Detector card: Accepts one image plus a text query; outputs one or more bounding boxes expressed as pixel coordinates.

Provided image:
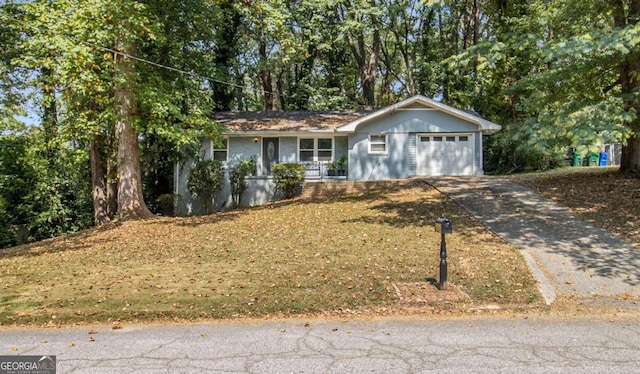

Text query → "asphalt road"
[2,316,639,373]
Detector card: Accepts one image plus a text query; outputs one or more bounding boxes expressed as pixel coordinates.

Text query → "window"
[317,138,332,161]
[212,138,228,161]
[446,136,456,142]
[299,138,333,162]
[433,136,443,142]
[299,139,314,162]
[369,134,387,153]
[459,136,469,142]
[420,136,430,142]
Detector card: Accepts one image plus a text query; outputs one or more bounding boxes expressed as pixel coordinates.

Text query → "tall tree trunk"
[276,69,287,110]
[41,66,58,169]
[106,125,118,219]
[615,0,640,173]
[258,38,274,111]
[438,9,449,101]
[212,0,242,111]
[362,26,380,109]
[114,40,154,220]
[345,27,380,110]
[90,132,109,226]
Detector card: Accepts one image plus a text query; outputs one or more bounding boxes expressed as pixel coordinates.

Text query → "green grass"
[0,180,541,326]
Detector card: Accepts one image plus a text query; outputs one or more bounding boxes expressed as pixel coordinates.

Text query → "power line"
[0,6,272,96]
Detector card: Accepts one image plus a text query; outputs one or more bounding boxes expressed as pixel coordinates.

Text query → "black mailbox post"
[435,217,452,290]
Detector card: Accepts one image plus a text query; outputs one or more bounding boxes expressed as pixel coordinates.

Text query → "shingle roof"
[212,111,372,133]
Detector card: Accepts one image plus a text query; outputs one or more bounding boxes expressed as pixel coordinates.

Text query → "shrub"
[156,194,180,216]
[187,160,224,214]
[272,163,306,199]
[230,158,257,207]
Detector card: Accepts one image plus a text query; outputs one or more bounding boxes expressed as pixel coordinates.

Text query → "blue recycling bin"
[599,152,608,166]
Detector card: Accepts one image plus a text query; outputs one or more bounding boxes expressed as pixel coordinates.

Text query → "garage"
[416,133,474,176]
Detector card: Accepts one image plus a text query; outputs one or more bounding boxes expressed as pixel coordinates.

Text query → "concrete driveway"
[425,176,640,306]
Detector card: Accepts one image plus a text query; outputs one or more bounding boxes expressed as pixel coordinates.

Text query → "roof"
[336,95,502,134]
[212,111,372,134]
[212,95,501,135]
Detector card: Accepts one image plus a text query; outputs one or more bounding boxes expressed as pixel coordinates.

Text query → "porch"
[257,160,348,182]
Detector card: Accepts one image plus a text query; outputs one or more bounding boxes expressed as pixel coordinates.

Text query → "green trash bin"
[588,152,599,166]
[572,153,583,167]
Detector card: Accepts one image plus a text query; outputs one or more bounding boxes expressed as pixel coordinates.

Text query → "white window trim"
[417,133,474,143]
[211,138,228,162]
[298,137,334,162]
[368,133,388,154]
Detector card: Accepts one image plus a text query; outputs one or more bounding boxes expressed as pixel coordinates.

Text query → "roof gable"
[336,95,501,133]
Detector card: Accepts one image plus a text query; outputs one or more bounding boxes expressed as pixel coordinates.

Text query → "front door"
[262,137,279,175]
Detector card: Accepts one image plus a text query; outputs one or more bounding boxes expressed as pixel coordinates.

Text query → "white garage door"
[416,134,474,176]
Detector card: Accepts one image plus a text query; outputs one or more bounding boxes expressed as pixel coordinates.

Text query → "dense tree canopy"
[1,0,639,247]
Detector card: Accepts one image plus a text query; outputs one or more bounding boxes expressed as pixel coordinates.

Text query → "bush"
[230,158,256,207]
[187,160,224,214]
[156,194,180,216]
[272,163,306,199]
[483,130,565,174]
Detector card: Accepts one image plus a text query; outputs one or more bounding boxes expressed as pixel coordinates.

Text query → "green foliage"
[187,159,224,215]
[0,132,93,249]
[483,130,566,174]
[156,194,180,216]
[229,158,257,208]
[272,163,306,199]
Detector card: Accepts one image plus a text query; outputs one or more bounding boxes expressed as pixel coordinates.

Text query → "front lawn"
[511,167,640,248]
[0,180,541,326]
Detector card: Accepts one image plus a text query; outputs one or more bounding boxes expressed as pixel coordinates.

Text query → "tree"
[113,28,154,219]
[3,0,225,227]
[613,0,640,172]
[336,0,382,109]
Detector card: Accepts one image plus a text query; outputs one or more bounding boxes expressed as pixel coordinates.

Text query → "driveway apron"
[425,176,640,305]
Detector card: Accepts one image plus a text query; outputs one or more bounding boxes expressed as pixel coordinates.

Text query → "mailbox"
[434,216,452,290]
[435,217,452,234]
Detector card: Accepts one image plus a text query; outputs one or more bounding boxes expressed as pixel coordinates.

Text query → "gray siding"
[335,136,348,161]
[408,132,417,177]
[175,137,282,215]
[357,109,478,134]
[348,132,411,181]
[228,137,261,165]
[175,165,281,215]
[347,109,482,181]
[280,137,297,163]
